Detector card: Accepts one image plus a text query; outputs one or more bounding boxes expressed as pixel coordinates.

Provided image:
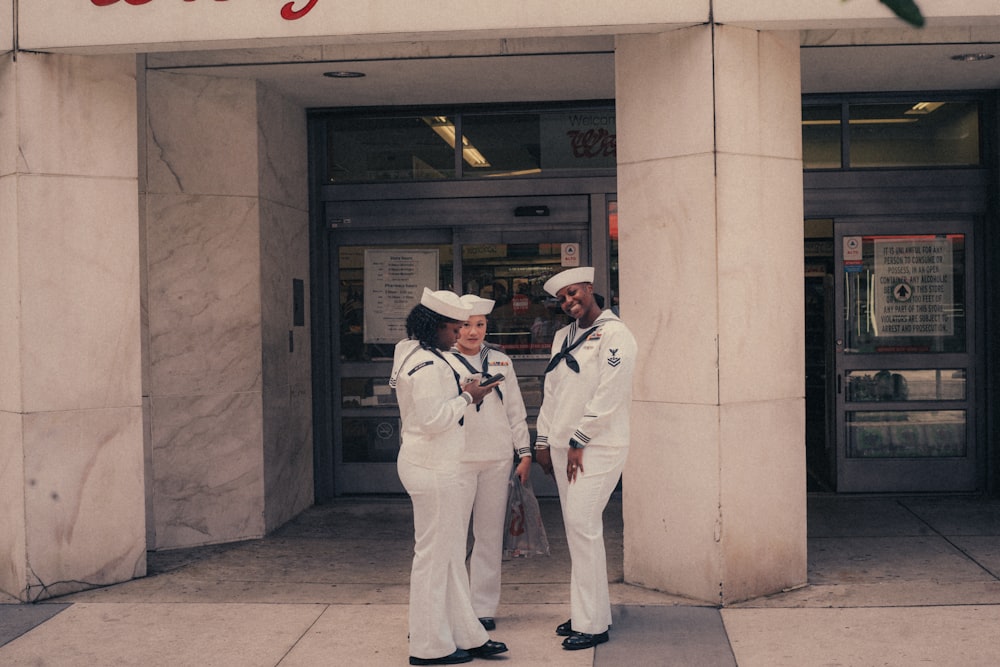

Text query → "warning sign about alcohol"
[874,238,954,337]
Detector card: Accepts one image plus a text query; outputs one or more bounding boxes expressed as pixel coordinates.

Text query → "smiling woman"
[533,266,637,650]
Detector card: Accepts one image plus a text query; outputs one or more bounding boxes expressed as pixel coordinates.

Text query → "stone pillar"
[143,69,311,549]
[616,25,806,604]
[257,84,313,532]
[0,53,145,601]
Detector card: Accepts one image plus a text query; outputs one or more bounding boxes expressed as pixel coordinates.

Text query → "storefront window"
[845,369,966,402]
[849,101,980,167]
[803,99,981,170]
[462,109,616,178]
[460,242,571,356]
[325,115,457,182]
[847,410,966,458]
[322,105,615,182]
[802,104,843,169]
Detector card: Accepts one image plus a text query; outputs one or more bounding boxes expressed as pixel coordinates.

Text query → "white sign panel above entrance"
[873,238,954,337]
[541,112,616,171]
[18,1,708,53]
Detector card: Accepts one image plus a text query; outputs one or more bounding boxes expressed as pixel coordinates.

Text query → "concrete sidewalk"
[3,494,1000,666]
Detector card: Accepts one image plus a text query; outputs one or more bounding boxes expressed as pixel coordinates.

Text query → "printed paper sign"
[843,236,863,263]
[873,238,954,337]
[561,243,580,267]
[364,249,439,344]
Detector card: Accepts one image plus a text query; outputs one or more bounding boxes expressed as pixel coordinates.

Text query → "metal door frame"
[833,217,983,492]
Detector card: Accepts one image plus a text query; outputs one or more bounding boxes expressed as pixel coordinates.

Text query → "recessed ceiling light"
[950,53,995,62]
[323,71,365,78]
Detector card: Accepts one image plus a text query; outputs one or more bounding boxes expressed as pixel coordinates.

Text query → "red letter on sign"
[281,0,319,20]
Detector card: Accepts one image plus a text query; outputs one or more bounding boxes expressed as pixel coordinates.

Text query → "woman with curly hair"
[390,288,508,666]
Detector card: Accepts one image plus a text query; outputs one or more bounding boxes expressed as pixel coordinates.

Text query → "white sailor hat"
[420,287,473,321]
[543,266,595,297]
[459,294,496,316]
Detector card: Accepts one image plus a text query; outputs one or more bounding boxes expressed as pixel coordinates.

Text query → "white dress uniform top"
[450,342,531,618]
[535,309,637,636]
[390,291,489,660]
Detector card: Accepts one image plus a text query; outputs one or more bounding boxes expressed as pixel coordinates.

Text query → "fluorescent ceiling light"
[906,102,945,115]
[485,168,542,177]
[422,116,491,168]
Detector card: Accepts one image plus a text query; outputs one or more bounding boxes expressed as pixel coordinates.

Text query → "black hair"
[405,304,457,348]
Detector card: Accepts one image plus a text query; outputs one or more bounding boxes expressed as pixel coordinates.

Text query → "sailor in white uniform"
[390,288,508,666]
[448,294,532,631]
[533,267,637,651]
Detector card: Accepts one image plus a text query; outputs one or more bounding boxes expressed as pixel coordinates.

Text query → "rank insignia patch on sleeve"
[408,360,434,376]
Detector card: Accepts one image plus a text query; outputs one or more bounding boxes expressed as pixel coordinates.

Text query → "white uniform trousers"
[458,458,513,618]
[550,444,628,635]
[398,460,490,659]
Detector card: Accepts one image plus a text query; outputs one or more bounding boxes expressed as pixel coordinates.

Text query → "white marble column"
[143,70,311,549]
[616,25,807,604]
[0,53,146,601]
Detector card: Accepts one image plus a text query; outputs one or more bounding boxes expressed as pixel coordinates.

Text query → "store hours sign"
[873,238,954,337]
[363,249,439,345]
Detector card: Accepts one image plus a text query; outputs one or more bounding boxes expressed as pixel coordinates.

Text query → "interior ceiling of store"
[154,40,1000,108]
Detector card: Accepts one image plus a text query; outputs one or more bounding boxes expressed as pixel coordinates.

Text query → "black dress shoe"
[478,617,496,630]
[466,639,508,658]
[557,619,612,637]
[562,631,609,650]
[409,649,473,665]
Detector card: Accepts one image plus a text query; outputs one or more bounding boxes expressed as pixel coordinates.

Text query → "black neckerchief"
[544,322,599,374]
[451,346,503,410]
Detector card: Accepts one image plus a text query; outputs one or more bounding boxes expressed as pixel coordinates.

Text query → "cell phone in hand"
[480,373,505,386]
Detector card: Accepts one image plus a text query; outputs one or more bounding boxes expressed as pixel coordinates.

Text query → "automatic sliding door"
[330,225,591,495]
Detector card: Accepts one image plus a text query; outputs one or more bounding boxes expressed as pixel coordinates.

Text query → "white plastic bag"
[502,468,550,559]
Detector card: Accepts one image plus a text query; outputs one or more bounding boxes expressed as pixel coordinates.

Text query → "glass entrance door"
[834,220,980,492]
[331,221,589,494]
